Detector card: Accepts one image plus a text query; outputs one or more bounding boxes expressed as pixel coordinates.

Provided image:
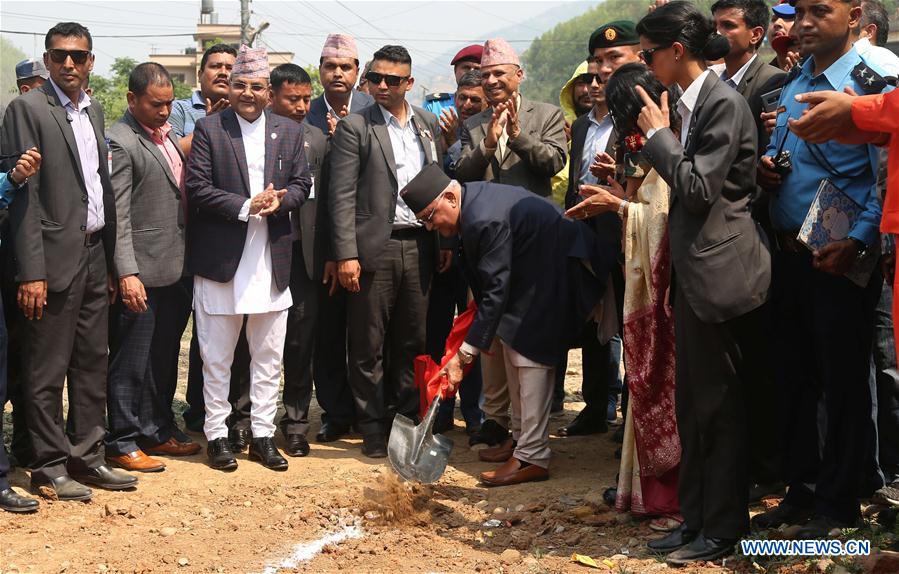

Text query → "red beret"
[451,44,483,66]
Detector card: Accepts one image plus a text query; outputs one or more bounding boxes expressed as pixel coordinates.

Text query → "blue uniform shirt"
[0,172,19,209]
[765,46,891,247]
[168,90,206,137]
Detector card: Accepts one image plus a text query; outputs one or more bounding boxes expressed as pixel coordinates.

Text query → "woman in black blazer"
[632,1,772,566]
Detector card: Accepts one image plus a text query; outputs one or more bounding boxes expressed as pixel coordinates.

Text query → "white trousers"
[502,340,555,469]
[194,307,288,441]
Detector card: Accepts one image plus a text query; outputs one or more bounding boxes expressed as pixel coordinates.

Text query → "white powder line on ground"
[253,525,363,574]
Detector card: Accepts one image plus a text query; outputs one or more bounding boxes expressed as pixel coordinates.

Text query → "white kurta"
[193,112,293,315]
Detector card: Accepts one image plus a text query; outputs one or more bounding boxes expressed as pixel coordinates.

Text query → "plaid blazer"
[185,108,311,291]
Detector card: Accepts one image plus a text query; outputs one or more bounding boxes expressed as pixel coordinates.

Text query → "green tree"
[304,64,324,98]
[1,36,29,119]
[90,57,196,128]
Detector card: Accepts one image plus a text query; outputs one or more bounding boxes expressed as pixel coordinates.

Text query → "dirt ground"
[2,342,895,574]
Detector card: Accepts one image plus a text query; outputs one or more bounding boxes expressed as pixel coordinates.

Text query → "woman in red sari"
[567,63,681,528]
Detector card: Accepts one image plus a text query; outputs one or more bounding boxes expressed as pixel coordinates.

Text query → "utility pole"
[240,0,250,45]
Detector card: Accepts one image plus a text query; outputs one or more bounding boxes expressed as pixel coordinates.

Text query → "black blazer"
[459,182,613,365]
[734,55,787,154]
[185,108,310,291]
[643,72,770,324]
[0,81,116,291]
[328,103,443,270]
[295,122,330,280]
[306,89,374,137]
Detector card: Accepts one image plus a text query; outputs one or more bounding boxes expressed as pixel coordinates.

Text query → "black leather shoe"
[0,488,39,512]
[315,421,350,443]
[207,437,238,471]
[647,523,698,552]
[556,409,608,437]
[249,437,289,470]
[71,465,138,491]
[468,419,509,447]
[284,434,310,457]
[228,428,251,452]
[361,434,388,458]
[432,419,454,435]
[749,481,786,503]
[795,515,855,539]
[751,502,813,529]
[665,534,736,566]
[30,475,92,501]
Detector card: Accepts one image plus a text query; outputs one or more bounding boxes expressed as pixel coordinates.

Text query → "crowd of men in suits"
[1,0,899,567]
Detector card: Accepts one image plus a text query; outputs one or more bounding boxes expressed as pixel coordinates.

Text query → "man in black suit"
[557,22,642,439]
[0,22,137,500]
[329,45,445,458]
[266,63,332,456]
[305,34,375,443]
[401,164,612,486]
[711,0,787,502]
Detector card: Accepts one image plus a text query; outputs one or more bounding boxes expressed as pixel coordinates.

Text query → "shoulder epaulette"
[852,61,888,94]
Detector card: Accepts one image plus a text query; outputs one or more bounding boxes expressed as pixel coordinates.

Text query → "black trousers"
[1,265,32,466]
[313,284,354,429]
[24,241,109,481]
[149,277,193,442]
[279,241,319,436]
[347,233,433,437]
[106,283,191,455]
[0,290,10,489]
[772,250,880,523]
[873,280,899,485]
[674,282,764,540]
[745,303,780,486]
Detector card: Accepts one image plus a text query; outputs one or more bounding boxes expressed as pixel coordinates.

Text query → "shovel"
[388,389,454,483]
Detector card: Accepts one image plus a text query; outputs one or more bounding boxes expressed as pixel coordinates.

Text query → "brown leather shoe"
[478,438,516,462]
[145,437,202,457]
[107,450,166,473]
[479,457,548,487]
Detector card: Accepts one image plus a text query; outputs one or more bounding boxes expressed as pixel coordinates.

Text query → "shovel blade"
[388,412,454,484]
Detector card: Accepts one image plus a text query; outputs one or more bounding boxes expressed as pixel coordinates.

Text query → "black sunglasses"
[365,71,409,87]
[576,73,602,85]
[638,45,672,66]
[47,49,92,65]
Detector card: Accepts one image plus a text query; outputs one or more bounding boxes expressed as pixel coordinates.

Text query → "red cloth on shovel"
[414,301,478,419]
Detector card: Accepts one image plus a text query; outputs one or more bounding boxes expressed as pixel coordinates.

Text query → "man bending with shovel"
[399,164,614,486]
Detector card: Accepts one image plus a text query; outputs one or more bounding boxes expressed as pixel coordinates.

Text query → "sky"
[1,0,597,93]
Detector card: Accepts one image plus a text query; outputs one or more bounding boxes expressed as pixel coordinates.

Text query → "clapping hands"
[250,183,287,217]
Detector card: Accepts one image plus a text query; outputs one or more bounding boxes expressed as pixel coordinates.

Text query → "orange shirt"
[851,91,898,232]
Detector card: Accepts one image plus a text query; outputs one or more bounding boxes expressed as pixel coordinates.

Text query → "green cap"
[588,20,639,54]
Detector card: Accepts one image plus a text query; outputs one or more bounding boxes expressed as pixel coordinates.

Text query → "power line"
[2,29,195,38]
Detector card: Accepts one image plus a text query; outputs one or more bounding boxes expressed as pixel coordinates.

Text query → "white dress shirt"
[676,70,711,145]
[194,112,293,315]
[325,92,354,118]
[711,54,757,89]
[579,111,614,185]
[380,103,425,229]
[49,78,105,233]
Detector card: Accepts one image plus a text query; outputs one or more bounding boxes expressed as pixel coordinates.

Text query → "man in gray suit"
[329,45,445,458]
[0,22,136,500]
[305,34,374,444]
[454,38,567,450]
[105,63,201,474]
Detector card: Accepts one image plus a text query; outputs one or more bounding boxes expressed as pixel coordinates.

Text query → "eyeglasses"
[47,49,92,65]
[576,73,602,85]
[365,72,409,87]
[417,194,444,225]
[638,45,672,66]
[231,81,269,94]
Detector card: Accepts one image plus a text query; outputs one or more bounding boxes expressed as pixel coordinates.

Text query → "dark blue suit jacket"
[306,89,374,137]
[459,182,613,365]
[185,108,311,291]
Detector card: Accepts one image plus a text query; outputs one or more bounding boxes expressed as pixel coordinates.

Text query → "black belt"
[773,231,807,254]
[390,226,427,239]
[84,231,102,246]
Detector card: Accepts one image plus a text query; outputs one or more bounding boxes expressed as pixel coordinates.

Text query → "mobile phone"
[761,87,784,113]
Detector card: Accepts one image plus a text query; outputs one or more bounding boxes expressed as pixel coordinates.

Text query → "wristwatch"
[457,348,476,366]
[617,199,629,218]
[6,168,26,188]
